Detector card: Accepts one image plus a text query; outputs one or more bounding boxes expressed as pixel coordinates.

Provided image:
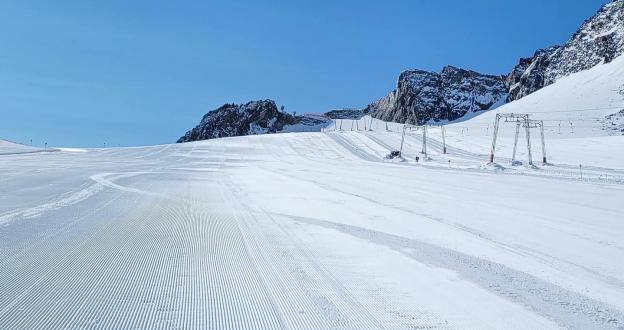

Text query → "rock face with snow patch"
[506,46,560,101]
[324,109,364,119]
[601,109,624,135]
[370,1,624,123]
[546,0,624,82]
[507,0,624,101]
[366,66,507,125]
[177,100,325,142]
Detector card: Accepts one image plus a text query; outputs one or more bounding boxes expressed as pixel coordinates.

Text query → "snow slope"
[444,53,624,169]
[0,140,57,155]
[1,52,623,329]
[326,54,624,169]
[458,52,624,138]
[0,127,623,328]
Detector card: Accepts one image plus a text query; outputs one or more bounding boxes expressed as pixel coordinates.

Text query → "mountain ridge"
[178,0,624,142]
[367,0,624,124]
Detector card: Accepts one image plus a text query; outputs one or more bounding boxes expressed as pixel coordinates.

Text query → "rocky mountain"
[179,1,624,141]
[366,66,508,125]
[369,0,624,123]
[506,46,560,101]
[177,100,327,143]
[507,0,623,101]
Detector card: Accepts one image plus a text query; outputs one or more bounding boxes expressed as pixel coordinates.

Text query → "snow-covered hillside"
[507,0,624,101]
[1,91,623,329]
[444,52,624,168]
[1,3,623,328]
[0,140,57,155]
[367,0,624,124]
[326,52,624,173]
[544,0,624,86]
[467,54,624,135]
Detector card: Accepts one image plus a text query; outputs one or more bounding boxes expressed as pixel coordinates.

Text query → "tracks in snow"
[326,131,624,185]
[218,179,385,329]
[285,215,624,330]
[1,134,623,328]
[0,167,393,329]
[0,176,287,328]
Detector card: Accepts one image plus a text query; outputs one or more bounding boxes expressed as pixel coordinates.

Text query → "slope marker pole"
[441,126,447,154]
[422,125,428,158]
[540,121,547,164]
[399,125,407,157]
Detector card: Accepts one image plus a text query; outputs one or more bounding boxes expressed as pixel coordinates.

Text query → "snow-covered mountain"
[177,100,327,142]
[366,66,508,125]
[507,0,624,101]
[449,52,624,169]
[178,1,623,142]
[370,0,624,123]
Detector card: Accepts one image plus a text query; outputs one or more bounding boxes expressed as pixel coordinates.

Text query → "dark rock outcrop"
[601,109,624,135]
[177,100,326,143]
[505,46,560,101]
[507,0,623,101]
[324,109,365,120]
[366,66,507,125]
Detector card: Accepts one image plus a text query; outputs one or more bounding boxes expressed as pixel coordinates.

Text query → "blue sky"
[0,0,608,147]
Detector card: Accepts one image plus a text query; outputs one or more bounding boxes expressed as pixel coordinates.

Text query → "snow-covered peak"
[545,0,624,83]
[373,0,624,125]
[508,0,624,102]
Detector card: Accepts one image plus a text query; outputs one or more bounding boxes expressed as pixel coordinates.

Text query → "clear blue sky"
[0,0,608,147]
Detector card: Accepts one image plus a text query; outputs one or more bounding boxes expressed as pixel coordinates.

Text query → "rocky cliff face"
[505,46,560,101]
[507,0,624,101]
[177,100,326,143]
[546,0,623,83]
[366,66,507,125]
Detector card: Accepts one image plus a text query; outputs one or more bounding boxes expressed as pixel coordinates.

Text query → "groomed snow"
[1,53,623,329]
[0,123,623,329]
